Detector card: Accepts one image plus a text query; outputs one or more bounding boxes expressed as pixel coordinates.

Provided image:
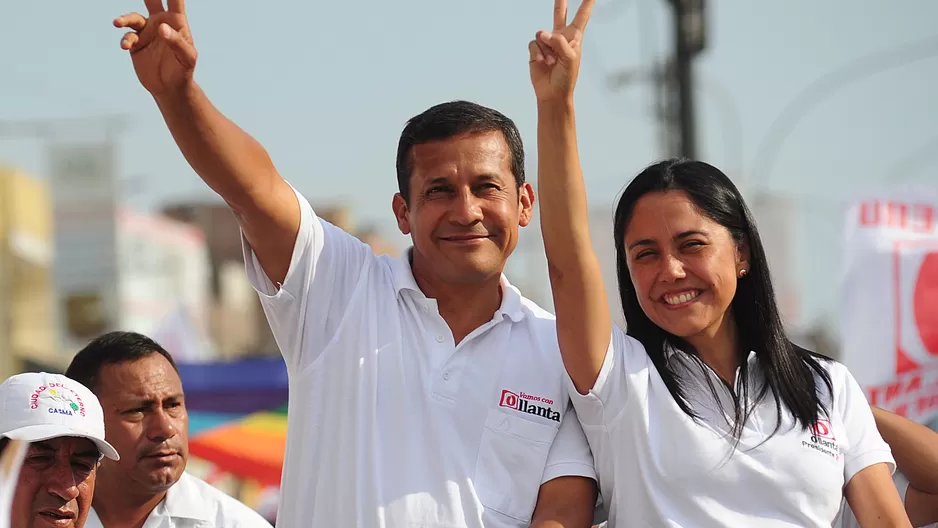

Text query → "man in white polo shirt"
[109,1,598,526]
[0,372,121,528]
[65,331,272,528]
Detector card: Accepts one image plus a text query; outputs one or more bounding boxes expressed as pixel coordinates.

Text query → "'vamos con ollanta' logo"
[498,389,560,422]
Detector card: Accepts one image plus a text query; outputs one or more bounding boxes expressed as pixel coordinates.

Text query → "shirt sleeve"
[241,185,377,372]
[566,326,642,428]
[540,402,597,484]
[836,363,896,485]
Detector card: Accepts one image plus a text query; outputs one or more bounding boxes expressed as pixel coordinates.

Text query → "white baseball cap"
[0,372,119,461]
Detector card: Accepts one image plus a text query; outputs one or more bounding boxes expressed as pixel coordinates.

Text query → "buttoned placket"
[420,298,507,402]
[682,351,767,439]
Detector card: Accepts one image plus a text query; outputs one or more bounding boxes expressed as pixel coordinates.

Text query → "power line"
[749,35,938,189]
[887,136,938,184]
[0,116,128,142]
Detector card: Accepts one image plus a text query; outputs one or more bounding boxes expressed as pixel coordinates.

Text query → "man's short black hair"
[65,331,178,393]
[396,100,526,203]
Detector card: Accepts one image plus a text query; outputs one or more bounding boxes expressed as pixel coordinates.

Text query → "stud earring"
[738,269,748,278]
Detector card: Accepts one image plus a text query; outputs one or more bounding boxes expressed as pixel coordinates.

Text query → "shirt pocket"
[474,409,558,523]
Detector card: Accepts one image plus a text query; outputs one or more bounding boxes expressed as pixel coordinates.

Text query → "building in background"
[50,143,214,361]
[118,209,213,362]
[0,166,56,379]
[51,143,121,355]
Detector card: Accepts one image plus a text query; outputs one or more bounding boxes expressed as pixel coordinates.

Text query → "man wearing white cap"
[0,372,120,528]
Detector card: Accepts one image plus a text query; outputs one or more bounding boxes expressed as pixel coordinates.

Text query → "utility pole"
[669,0,706,160]
[605,1,706,160]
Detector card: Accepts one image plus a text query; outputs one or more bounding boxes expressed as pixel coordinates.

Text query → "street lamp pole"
[669,0,706,160]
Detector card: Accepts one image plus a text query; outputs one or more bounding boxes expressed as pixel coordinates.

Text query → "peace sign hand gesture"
[114,0,197,97]
[529,0,594,103]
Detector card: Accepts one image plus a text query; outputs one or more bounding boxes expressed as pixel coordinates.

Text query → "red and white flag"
[841,189,938,424]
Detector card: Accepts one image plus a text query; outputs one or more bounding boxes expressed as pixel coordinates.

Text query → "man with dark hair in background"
[108,0,599,526]
[66,331,271,528]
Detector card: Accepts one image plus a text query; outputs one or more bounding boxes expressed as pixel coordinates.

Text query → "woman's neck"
[686,312,742,387]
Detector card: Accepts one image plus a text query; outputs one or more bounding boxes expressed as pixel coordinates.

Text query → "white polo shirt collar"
[390,249,525,323]
[157,472,211,523]
[663,344,757,363]
[85,473,272,528]
[664,346,759,389]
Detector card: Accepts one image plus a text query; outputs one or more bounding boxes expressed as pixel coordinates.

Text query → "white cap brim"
[2,424,120,461]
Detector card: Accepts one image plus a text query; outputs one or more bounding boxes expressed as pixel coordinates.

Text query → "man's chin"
[417,246,507,284]
[142,467,184,492]
[448,262,504,284]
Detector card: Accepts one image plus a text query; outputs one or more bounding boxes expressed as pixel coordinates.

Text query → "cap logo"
[29,383,86,417]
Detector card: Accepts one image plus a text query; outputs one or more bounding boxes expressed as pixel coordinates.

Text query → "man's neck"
[92,475,167,528]
[411,256,504,344]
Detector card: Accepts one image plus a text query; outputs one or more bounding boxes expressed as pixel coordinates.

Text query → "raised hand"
[114,0,197,96]
[529,0,594,103]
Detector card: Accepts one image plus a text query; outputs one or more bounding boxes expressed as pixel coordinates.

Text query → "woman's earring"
[738,269,748,278]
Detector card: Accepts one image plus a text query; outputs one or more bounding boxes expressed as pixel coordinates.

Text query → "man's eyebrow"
[425,177,450,187]
[474,174,500,183]
[74,449,101,459]
[29,441,55,452]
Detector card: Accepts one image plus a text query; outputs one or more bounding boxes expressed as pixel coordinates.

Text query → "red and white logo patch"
[498,389,560,422]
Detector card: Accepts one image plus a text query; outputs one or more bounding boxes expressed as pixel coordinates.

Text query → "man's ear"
[518,183,535,227]
[392,193,411,235]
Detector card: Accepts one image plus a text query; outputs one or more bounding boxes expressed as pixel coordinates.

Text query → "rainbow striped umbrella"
[188,404,287,487]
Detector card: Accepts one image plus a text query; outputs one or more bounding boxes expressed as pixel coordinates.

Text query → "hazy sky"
[1,0,936,336]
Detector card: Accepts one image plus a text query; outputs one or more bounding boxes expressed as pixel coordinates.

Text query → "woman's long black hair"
[613,159,833,441]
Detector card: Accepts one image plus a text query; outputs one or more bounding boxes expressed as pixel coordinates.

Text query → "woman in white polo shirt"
[528,2,910,525]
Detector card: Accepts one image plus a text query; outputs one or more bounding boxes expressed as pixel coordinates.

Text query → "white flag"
[0,440,28,528]
[150,304,214,363]
[841,189,938,425]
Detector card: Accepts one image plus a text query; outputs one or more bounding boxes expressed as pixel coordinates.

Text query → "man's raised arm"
[115,0,298,285]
